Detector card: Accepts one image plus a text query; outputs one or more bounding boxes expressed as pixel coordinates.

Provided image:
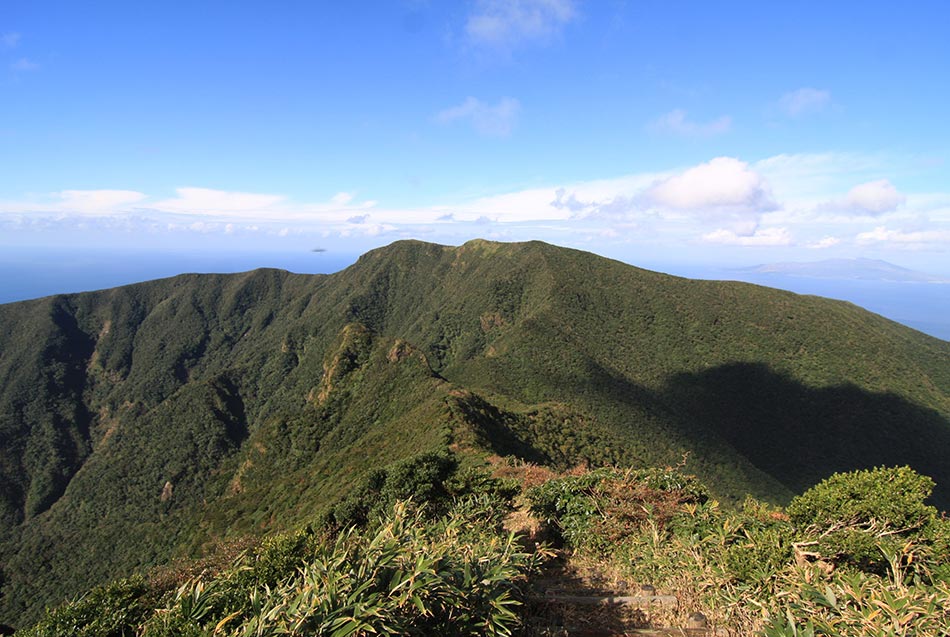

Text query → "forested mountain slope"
[0,238,947,625]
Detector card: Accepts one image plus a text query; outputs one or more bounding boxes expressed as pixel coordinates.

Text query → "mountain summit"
[0,239,948,624]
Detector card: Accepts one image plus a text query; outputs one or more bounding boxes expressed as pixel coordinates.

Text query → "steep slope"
[0,239,947,625]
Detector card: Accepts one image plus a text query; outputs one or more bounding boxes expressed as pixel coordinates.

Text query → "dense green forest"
[0,239,947,627]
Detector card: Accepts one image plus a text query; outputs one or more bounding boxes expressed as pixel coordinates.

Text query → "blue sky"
[2,0,949,273]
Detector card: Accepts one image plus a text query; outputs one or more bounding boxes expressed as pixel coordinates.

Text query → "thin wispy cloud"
[778,88,831,117]
[808,236,841,249]
[856,226,950,249]
[649,109,731,137]
[151,187,287,215]
[465,0,576,50]
[436,97,521,137]
[59,190,148,213]
[0,190,147,215]
[1,32,20,48]
[702,227,793,247]
[10,57,39,72]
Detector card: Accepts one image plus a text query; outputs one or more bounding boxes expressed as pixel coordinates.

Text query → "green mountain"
[0,239,948,626]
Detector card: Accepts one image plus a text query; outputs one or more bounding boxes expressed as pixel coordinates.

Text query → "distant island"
[738,257,950,283]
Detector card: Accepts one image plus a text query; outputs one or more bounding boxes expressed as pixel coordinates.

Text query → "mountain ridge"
[0,238,948,624]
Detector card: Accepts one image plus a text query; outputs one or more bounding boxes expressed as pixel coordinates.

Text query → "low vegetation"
[526,464,950,636]
[18,460,950,636]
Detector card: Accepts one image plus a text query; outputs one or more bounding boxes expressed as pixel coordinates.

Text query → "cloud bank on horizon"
[3,151,946,260]
[1,0,948,270]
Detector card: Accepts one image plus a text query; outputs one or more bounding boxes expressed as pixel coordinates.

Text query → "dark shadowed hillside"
[0,239,947,625]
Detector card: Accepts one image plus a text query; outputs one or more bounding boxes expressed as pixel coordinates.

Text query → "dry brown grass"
[487,455,589,490]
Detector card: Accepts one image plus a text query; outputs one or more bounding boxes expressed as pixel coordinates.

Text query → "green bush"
[787,466,937,531]
[323,452,458,529]
[527,466,707,551]
[786,466,941,575]
[18,577,151,637]
[324,453,521,533]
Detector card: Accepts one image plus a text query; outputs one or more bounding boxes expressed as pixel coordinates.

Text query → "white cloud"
[808,236,841,249]
[3,152,946,259]
[856,226,950,248]
[466,0,576,49]
[643,157,777,215]
[841,179,906,215]
[702,227,793,246]
[436,97,520,137]
[639,158,778,235]
[1,32,20,48]
[778,88,831,117]
[649,109,732,137]
[10,57,39,72]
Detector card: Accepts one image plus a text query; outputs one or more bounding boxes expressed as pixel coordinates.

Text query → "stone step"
[539,593,678,608]
[565,628,724,637]
[544,630,725,636]
[529,629,723,637]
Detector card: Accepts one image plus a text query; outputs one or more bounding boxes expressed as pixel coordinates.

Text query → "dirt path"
[522,553,722,636]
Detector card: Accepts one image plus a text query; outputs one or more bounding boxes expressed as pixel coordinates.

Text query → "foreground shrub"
[786,466,943,576]
[528,464,950,635]
[763,553,950,637]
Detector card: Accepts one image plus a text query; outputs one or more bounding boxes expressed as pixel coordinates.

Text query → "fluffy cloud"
[436,97,520,137]
[701,227,793,246]
[778,88,831,117]
[841,179,906,215]
[643,157,776,216]
[466,0,576,49]
[649,109,732,137]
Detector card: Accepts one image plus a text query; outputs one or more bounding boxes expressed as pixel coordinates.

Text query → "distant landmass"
[738,258,950,283]
[0,239,948,625]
